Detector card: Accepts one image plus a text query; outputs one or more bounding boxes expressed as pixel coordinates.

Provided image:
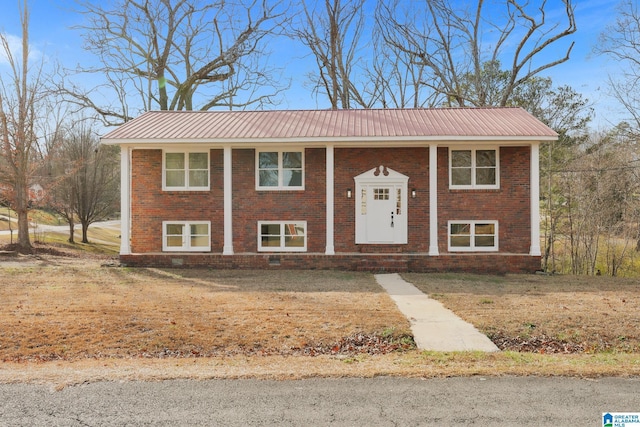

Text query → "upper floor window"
[449,148,499,189]
[257,150,304,190]
[164,151,209,191]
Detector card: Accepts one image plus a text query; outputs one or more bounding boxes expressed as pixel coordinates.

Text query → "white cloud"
[0,32,43,66]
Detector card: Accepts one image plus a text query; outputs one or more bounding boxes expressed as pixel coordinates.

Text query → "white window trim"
[449,147,500,190]
[163,150,210,191]
[258,221,307,252]
[255,149,305,190]
[448,220,499,252]
[162,221,211,252]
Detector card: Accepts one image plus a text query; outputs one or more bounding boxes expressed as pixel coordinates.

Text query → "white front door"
[366,185,399,243]
[355,166,408,245]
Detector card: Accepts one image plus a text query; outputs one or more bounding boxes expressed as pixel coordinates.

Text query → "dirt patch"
[0,242,115,267]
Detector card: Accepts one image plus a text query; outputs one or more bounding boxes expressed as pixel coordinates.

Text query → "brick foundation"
[120,253,541,274]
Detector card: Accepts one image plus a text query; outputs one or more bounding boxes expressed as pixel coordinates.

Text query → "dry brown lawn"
[404,273,640,353]
[1,251,639,386]
[0,256,412,362]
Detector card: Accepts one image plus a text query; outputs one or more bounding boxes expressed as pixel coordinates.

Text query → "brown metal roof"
[101,108,557,143]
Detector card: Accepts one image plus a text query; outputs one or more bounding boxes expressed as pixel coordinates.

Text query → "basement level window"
[448,220,498,252]
[163,221,211,252]
[258,221,307,252]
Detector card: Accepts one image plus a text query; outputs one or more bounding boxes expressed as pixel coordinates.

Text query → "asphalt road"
[0,377,637,426]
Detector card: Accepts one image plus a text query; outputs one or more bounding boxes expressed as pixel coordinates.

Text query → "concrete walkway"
[375,273,499,352]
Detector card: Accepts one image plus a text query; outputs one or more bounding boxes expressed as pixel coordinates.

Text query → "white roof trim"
[102,135,556,147]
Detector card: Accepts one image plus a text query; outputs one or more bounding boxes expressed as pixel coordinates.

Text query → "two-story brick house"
[101,108,556,273]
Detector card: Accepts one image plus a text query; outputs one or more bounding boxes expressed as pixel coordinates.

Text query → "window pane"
[475,236,495,247]
[166,224,184,235]
[166,236,183,247]
[283,170,302,187]
[259,152,278,169]
[476,168,496,185]
[165,153,185,169]
[259,170,278,187]
[166,170,185,187]
[189,170,208,187]
[284,223,304,236]
[285,236,305,247]
[374,188,389,200]
[451,150,471,167]
[450,236,471,247]
[451,168,471,185]
[191,235,209,247]
[261,223,281,235]
[166,223,184,248]
[476,150,496,167]
[261,236,281,247]
[189,153,208,169]
[450,223,471,235]
[191,223,209,235]
[284,224,305,247]
[283,152,302,168]
[475,223,495,235]
[361,188,367,215]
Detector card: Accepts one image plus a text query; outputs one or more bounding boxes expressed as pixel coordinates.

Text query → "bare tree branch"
[379,0,577,107]
[64,0,289,124]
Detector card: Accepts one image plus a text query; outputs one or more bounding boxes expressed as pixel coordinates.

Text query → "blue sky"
[0,0,624,128]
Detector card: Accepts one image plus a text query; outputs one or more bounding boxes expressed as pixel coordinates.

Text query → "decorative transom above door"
[354,165,408,244]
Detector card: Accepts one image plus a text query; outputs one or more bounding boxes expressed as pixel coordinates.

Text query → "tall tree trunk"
[68,219,75,244]
[15,174,31,251]
[81,222,89,244]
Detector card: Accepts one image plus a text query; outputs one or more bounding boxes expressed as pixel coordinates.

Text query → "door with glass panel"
[354,166,408,245]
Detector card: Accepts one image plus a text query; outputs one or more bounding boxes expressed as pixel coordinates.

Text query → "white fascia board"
[101,135,557,148]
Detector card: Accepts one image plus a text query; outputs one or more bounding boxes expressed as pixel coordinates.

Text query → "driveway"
[0,377,636,426]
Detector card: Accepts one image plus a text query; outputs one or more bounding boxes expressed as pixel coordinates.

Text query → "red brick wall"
[127,145,535,272]
[130,149,224,253]
[121,253,542,273]
[437,146,531,254]
[334,147,430,253]
[232,148,326,252]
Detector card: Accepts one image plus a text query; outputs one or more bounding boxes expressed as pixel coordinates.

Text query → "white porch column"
[429,144,439,256]
[223,145,234,255]
[530,142,541,256]
[119,146,131,255]
[325,144,335,255]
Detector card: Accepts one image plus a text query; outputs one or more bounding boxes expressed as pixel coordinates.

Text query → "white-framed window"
[163,151,210,191]
[256,150,304,190]
[258,221,307,252]
[449,147,499,189]
[448,220,498,252]
[162,221,211,252]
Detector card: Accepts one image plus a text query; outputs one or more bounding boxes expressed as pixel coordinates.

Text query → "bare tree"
[49,122,119,244]
[294,0,369,109]
[378,0,577,107]
[366,4,433,109]
[596,0,640,133]
[0,2,44,252]
[61,0,288,125]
